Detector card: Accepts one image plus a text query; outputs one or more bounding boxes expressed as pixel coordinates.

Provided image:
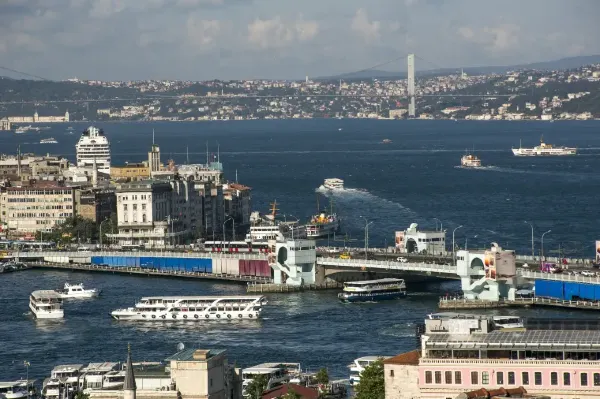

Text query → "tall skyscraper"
[408,54,416,117]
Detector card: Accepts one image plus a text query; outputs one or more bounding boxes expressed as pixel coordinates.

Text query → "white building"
[76,126,111,174]
[395,223,446,255]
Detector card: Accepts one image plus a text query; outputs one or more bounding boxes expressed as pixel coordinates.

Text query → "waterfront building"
[0,181,74,235]
[7,110,69,123]
[74,188,117,224]
[223,183,252,232]
[76,126,111,174]
[395,223,446,255]
[384,314,600,399]
[111,162,151,182]
[0,117,10,131]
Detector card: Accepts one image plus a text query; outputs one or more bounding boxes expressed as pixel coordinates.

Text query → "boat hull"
[60,290,100,299]
[512,148,577,156]
[111,310,261,321]
[338,291,407,303]
[29,303,64,319]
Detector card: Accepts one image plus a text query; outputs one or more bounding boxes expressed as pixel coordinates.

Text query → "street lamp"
[223,216,233,250]
[452,225,463,265]
[541,229,551,262]
[360,216,373,261]
[24,360,30,399]
[287,214,299,240]
[524,221,534,258]
[99,217,109,249]
[434,218,442,232]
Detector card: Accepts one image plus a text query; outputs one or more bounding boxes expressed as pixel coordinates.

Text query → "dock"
[27,262,270,284]
[440,296,600,311]
[247,281,343,293]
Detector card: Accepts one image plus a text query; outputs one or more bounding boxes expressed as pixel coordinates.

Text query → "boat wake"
[462,165,596,181]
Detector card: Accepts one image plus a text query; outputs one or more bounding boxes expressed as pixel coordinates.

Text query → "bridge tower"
[407,54,416,118]
[269,239,316,286]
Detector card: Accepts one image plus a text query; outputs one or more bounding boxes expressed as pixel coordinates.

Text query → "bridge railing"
[519,270,600,284]
[317,257,458,274]
[14,251,268,260]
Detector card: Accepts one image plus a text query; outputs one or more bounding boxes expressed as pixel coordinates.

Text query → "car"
[581,270,595,277]
[522,263,529,268]
[339,253,351,259]
[397,257,408,263]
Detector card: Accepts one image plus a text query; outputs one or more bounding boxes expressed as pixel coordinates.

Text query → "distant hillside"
[321,55,600,81]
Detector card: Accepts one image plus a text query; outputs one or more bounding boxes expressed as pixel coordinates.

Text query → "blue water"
[2,119,600,381]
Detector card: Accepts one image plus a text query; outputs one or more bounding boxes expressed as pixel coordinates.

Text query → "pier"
[246,281,343,293]
[439,297,600,311]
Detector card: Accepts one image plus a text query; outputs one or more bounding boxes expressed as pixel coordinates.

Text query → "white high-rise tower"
[407,54,416,117]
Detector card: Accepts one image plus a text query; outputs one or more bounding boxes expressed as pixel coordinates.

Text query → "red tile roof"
[383,350,420,366]
[262,384,319,399]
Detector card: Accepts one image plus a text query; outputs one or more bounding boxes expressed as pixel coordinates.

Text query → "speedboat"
[58,283,100,299]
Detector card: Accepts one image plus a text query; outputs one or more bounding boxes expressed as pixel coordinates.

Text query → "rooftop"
[262,384,319,399]
[31,290,62,299]
[165,348,226,362]
[81,362,120,373]
[383,350,421,366]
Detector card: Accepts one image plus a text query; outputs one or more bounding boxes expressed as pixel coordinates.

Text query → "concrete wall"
[384,364,420,399]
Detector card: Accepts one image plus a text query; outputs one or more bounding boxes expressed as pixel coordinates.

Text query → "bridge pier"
[269,239,317,286]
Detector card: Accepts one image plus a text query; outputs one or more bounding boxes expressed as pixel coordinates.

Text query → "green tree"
[246,374,269,399]
[354,359,384,399]
[281,386,301,399]
[315,368,329,385]
[74,391,90,399]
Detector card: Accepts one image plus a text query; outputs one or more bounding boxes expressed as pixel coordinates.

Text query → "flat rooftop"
[31,290,62,299]
[165,348,226,362]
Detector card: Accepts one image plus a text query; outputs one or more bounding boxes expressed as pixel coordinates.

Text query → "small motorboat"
[58,283,100,299]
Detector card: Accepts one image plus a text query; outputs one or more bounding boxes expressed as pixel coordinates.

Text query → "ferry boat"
[76,126,111,173]
[305,197,340,239]
[29,290,64,319]
[14,125,34,134]
[512,136,576,156]
[382,139,392,144]
[242,363,302,397]
[348,356,391,386]
[427,312,524,329]
[40,137,58,144]
[460,153,482,168]
[247,201,306,242]
[43,365,83,399]
[321,178,344,191]
[58,283,100,299]
[111,295,267,321]
[338,278,407,303]
[0,380,31,399]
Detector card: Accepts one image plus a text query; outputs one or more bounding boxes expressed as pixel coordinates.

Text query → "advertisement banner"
[484,252,497,280]
[395,231,405,251]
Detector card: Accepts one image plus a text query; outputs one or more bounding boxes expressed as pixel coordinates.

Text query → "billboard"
[395,231,405,251]
[484,252,497,280]
[596,241,600,263]
[485,249,516,279]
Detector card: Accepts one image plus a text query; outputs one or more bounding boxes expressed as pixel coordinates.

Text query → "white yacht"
[76,126,111,173]
[321,178,344,191]
[348,356,391,386]
[29,290,64,319]
[111,295,267,321]
[43,365,83,399]
[0,380,31,399]
[242,363,302,397]
[40,137,58,144]
[58,283,100,299]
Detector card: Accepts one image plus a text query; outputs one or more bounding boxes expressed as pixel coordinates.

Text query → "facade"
[148,144,161,174]
[0,117,10,131]
[384,315,600,399]
[111,163,151,182]
[74,188,117,224]
[223,183,252,232]
[395,223,446,255]
[7,111,69,123]
[0,181,74,235]
[76,126,111,174]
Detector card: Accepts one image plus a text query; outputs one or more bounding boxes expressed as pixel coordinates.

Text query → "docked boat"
[43,365,83,399]
[338,278,407,303]
[77,363,121,391]
[348,356,391,386]
[0,380,32,399]
[246,201,306,242]
[320,178,344,191]
[512,136,576,156]
[40,137,58,144]
[111,295,267,321]
[460,153,482,168]
[242,363,302,397]
[29,290,64,319]
[427,313,524,329]
[58,283,100,299]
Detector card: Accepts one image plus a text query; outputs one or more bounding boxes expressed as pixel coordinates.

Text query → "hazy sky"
[1,0,599,81]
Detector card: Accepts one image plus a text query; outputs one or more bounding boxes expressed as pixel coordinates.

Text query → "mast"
[316,193,320,213]
[186,146,189,164]
[269,200,279,219]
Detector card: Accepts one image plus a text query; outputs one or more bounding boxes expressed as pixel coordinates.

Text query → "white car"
[397,257,408,263]
[581,270,595,277]
[522,263,529,268]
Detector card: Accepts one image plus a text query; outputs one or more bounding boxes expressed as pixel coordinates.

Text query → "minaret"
[123,344,136,399]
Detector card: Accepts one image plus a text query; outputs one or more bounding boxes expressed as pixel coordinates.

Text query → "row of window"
[417,238,444,242]
[13,213,71,218]
[7,197,71,202]
[124,204,147,211]
[6,205,72,210]
[424,370,600,387]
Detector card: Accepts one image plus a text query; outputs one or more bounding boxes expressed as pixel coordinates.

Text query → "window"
[142,203,146,210]
[445,371,452,384]
[482,371,489,384]
[471,371,478,385]
[389,370,394,377]
[534,372,542,386]
[435,371,441,384]
[142,214,147,223]
[425,371,432,384]
[124,204,128,211]
[133,204,137,211]
[508,372,515,385]
[594,373,600,386]
[522,372,529,385]
[497,372,504,385]
[564,372,571,386]
[551,372,558,386]
[210,378,213,387]
[581,373,588,386]
[455,371,462,384]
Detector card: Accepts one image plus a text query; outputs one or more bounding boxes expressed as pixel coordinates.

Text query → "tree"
[354,359,384,399]
[315,368,329,385]
[74,391,90,399]
[246,374,269,399]
[281,386,302,399]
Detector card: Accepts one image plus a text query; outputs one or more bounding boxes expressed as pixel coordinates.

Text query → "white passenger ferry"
[512,136,576,156]
[242,363,302,397]
[111,295,267,321]
[0,380,31,399]
[321,178,344,191]
[349,356,391,386]
[58,283,100,299]
[338,278,407,303]
[460,153,482,168]
[29,290,64,319]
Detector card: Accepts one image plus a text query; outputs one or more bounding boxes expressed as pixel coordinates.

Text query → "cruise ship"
[111,295,267,321]
[512,137,576,156]
[76,126,111,173]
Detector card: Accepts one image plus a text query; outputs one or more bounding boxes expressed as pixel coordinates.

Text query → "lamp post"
[24,360,30,399]
[434,218,442,232]
[524,221,534,258]
[360,216,373,261]
[452,225,463,265]
[541,229,551,262]
[288,214,299,240]
[99,218,109,249]
[223,216,233,250]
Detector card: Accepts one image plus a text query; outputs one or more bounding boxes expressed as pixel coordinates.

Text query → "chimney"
[192,350,209,360]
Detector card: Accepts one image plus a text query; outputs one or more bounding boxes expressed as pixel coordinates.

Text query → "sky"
[1,0,599,81]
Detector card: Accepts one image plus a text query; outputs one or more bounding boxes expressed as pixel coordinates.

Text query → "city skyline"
[1,0,599,81]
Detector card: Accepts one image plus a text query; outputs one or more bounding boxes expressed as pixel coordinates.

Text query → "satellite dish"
[176,342,185,351]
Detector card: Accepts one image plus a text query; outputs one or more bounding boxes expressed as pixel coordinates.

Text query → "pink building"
[384,314,600,399]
